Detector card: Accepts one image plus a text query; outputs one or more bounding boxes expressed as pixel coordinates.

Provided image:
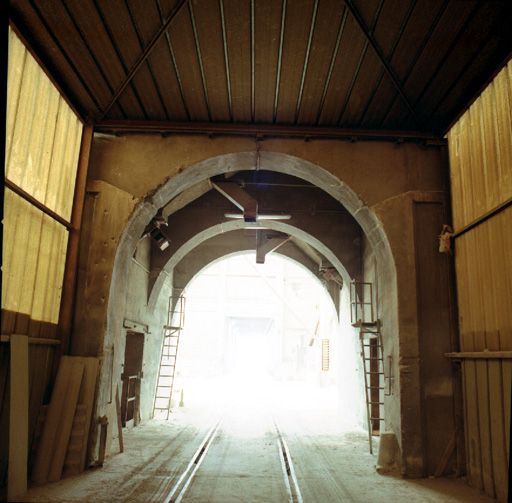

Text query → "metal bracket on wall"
[384,355,394,396]
[123,319,150,334]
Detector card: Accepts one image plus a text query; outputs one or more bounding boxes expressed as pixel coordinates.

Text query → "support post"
[56,125,93,363]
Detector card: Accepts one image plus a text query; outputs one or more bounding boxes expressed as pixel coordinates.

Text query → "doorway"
[121,331,145,427]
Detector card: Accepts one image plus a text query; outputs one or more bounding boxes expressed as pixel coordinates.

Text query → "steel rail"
[164,419,222,503]
[274,420,303,503]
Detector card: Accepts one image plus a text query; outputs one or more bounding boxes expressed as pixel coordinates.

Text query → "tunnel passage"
[95,148,455,478]
[148,171,361,311]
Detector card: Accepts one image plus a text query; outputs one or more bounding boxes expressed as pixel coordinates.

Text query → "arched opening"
[161,252,366,433]
[100,151,404,473]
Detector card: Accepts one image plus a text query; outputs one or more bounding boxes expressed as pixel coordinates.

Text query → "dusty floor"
[22,396,493,503]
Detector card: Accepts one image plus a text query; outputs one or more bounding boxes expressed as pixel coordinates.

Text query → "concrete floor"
[23,403,493,503]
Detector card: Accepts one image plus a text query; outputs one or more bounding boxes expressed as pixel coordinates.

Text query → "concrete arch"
[148,219,351,310]
[110,151,392,273]
[105,150,404,468]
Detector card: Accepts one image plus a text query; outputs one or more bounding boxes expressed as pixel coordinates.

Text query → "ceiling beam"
[343,0,420,126]
[94,120,445,143]
[99,0,189,120]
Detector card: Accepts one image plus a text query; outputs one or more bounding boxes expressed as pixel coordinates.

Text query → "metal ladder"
[350,280,385,454]
[360,323,385,454]
[153,294,185,420]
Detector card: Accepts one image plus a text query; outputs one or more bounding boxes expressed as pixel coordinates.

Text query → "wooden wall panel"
[448,58,511,502]
[2,27,83,497]
[462,359,511,501]
[2,190,68,324]
[447,60,511,230]
[455,208,512,352]
[6,28,83,222]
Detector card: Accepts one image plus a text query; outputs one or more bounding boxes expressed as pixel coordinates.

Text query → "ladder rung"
[370,417,385,421]
[366,386,384,389]
[366,371,384,374]
[368,402,384,405]
[362,357,383,361]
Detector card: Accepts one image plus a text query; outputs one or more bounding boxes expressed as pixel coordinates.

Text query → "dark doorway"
[121,331,145,427]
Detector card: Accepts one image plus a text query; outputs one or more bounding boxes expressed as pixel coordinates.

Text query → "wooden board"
[63,404,87,477]
[463,360,483,490]
[475,360,495,497]
[75,357,99,471]
[488,361,508,502]
[8,335,28,502]
[31,357,83,483]
[47,360,84,482]
[115,385,124,453]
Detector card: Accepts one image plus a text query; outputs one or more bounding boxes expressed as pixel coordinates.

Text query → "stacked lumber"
[31,356,99,483]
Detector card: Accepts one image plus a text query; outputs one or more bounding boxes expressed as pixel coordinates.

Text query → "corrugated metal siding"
[447,59,511,502]
[6,28,83,222]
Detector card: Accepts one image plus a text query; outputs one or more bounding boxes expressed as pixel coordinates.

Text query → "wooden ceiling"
[10,0,512,136]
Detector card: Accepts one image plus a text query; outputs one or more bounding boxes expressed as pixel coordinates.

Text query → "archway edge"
[120,151,392,262]
[176,248,340,317]
[148,219,352,310]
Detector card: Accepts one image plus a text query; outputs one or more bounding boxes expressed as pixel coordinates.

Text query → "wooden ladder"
[359,323,385,454]
[153,295,185,420]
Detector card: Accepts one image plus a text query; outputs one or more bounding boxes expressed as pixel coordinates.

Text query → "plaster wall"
[74,134,449,475]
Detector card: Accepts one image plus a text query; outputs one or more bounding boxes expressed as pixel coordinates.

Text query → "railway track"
[164,417,302,503]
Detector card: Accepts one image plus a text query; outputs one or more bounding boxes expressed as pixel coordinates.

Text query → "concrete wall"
[73,135,451,475]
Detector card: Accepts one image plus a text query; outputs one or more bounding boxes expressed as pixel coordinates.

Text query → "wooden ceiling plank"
[314,6,348,125]
[428,39,507,133]
[98,0,188,119]
[333,0,384,125]
[378,0,446,128]
[317,13,367,125]
[293,0,320,124]
[126,0,172,120]
[156,0,191,121]
[89,1,147,120]
[339,49,381,127]
[60,1,127,119]
[272,0,287,123]
[12,1,100,118]
[63,1,146,120]
[416,2,508,123]
[341,0,419,126]
[361,73,396,128]
[168,5,210,120]
[188,2,212,121]
[146,37,189,121]
[222,0,252,122]
[191,0,230,122]
[297,0,346,126]
[253,0,282,123]
[31,0,115,112]
[359,0,416,127]
[275,0,316,124]
[396,1,478,124]
[388,1,480,128]
[95,0,155,119]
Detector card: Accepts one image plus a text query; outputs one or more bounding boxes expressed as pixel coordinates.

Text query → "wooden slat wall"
[2,28,83,494]
[447,60,511,229]
[447,60,511,502]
